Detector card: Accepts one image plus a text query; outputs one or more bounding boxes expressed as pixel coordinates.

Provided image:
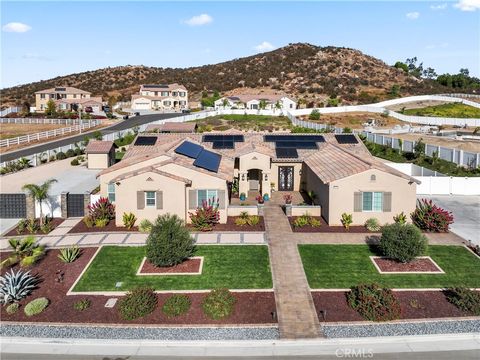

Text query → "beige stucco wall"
[327,169,417,225]
[270,162,303,191]
[291,206,321,217]
[238,151,272,195]
[35,92,90,112]
[227,206,258,216]
[87,153,109,169]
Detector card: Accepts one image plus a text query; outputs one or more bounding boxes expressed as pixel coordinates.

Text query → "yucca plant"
[0,269,40,305]
[122,212,137,229]
[58,246,81,263]
[1,236,45,268]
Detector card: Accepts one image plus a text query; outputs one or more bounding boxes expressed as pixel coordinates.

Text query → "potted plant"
[256,195,264,204]
[239,192,246,201]
[283,194,292,205]
[263,193,269,201]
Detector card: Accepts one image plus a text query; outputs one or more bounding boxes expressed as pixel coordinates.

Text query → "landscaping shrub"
[83,216,94,228]
[139,219,153,233]
[189,198,220,231]
[445,287,480,316]
[56,152,66,160]
[24,297,49,316]
[70,158,79,166]
[16,219,27,234]
[122,212,137,229]
[202,288,236,320]
[74,299,91,311]
[380,223,428,263]
[162,294,191,317]
[58,246,81,263]
[87,197,115,223]
[74,147,83,156]
[235,212,260,227]
[393,212,407,225]
[26,219,39,234]
[340,213,353,230]
[94,218,109,227]
[411,199,454,232]
[6,303,19,314]
[40,218,53,234]
[119,287,157,320]
[146,214,195,267]
[365,218,381,232]
[1,236,45,268]
[347,283,401,321]
[0,270,39,304]
[65,149,75,158]
[247,215,260,226]
[309,109,321,120]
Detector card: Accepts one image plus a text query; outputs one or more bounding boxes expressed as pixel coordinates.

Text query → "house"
[85,141,116,169]
[145,122,197,133]
[35,86,103,113]
[131,84,188,111]
[97,131,419,226]
[214,94,296,111]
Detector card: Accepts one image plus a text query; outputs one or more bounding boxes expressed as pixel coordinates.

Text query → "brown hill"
[1,43,446,107]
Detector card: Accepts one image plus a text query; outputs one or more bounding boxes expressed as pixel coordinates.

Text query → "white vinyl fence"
[35,195,62,218]
[0,118,90,125]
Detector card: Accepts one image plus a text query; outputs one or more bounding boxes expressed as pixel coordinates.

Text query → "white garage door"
[134,102,150,110]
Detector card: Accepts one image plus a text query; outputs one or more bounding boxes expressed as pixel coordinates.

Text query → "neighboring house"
[145,122,197,133]
[131,84,188,111]
[214,94,296,111]
[85,141,116,169]
[97,132,419,226]
[35,86,103,112]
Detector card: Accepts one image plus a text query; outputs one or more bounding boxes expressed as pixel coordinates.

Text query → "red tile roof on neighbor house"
[85,140,115,154]
[140,83,187,92]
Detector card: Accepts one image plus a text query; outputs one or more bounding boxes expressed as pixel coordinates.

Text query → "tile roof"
[55,97,103,105]
[35,86,91,94]
[109,165,192,185]
[221,94,295,103]
[140,83,187,91]
[85,140,115,154]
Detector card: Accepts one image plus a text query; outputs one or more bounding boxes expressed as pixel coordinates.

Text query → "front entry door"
[249,169,260,191]
[278,166,294,191]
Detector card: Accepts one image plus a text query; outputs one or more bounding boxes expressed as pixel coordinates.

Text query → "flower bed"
[370,256,444,274]
[188,216,265,232]
[68,220,138,234]
[138,257,203,275]
[4,218,64,236]
[289,216,372,233]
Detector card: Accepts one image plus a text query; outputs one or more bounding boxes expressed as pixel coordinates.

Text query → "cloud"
[21,53,52,61]
[406,12,420,19]
[183,14,213,26]
[2,22,32,33]
[454,0,480,11]
[430,3,448,10]
[254,41,275,52]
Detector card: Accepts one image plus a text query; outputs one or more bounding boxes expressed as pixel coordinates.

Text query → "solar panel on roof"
[276,148,298,158]
[335,134,358,144]
[55,87,66,91]
[193,150,221,172]
[134,136,157,146]
[264,134,325,143]
[212,141,234,149]
[174,141,203,158]
[202,135,244,143]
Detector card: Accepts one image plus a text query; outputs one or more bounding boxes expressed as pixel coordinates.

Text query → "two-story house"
[131,84,188,111]
[35,86,103,113]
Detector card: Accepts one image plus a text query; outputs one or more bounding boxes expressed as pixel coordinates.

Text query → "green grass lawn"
[192,114,293,132]
[73,245,272,291]
[299,244,480,289]
[403,103,480,118]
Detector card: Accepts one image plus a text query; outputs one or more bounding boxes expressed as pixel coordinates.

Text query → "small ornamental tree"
[380,223,428,263]
[146,214,195,267]
[411,199,454,232]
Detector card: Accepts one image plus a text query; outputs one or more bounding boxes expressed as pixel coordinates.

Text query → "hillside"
[1,43,448,107]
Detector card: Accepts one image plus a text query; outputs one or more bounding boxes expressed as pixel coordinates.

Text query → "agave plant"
[0,269,40,305]
[1,236,45,269]
[58,246,81,263]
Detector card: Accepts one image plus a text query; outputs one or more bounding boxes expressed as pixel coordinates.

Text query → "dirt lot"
[0,123,68,140]
[299,112,405,129]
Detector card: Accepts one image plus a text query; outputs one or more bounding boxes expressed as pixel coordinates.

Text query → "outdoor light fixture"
[264,174,268,181]
[241,174,245,181]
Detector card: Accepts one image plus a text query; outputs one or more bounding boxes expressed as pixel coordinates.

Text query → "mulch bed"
[312,291,476,322]
[139,258,202,274]
[68,220,138,234]
[372,257,442,273]
[289,216,374,233]
[0,248,276,325]
[187,216,265,232]
[4,218,65,237]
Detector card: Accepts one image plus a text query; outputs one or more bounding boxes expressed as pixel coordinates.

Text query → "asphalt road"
[0,113,183,163]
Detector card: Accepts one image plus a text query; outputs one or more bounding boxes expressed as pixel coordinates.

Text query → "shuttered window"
[361,192,384,212]
[145,191,156,207]
[197,190,218,207]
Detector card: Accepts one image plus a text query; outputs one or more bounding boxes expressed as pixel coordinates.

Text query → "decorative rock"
[104,298,118,308]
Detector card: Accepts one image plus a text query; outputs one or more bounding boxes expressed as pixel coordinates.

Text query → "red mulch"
[187,216,265,232]
[289,216,373,233]
[0,249,276,325]
[373,257,442,273]
[312,291,474,322]
[4,218,65,237]
[68,220,138,234]
[139,258,202,274]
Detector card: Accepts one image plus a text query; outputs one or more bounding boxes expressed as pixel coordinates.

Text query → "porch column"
[261,171,272,196]
[238,171,249,197]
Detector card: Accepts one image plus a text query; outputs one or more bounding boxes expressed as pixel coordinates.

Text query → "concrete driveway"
[419,195,480,246]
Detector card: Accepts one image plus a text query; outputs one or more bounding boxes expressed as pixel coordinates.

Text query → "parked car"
[84,106,93,113]
[103,105,111,113]
[134,112,140,116]
[182,109,191,114]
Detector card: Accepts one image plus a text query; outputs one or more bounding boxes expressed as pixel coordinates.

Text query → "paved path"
[264,203,322,339]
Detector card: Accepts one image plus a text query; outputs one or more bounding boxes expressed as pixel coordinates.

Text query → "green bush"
[146,214,195,267]
[65,149,75,158]
[74,299,91,311]
[365,218,381,232]
[380,223,428,263]
[202,288,236,320]
[347,283,401,321]
[24,297,49,316]
[162,294,191,317]
[341,213,353,230]
[6,303,19,314]
[119,287,157,320]
[56,152,66,160]
[293,214,320,228]
[445,287,480,316]
[94,218,109,227]
[139,219,152,233]
[393,212,407,225]
[122,212,137,229]
[58,246,81,263]
[83,216,94,228]
[308,109,321,120]
[70,158,79,166]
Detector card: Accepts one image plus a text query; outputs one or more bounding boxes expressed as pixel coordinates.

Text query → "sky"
[1,0,479,88]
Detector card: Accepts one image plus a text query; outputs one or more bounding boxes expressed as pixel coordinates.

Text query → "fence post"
[61,192,69,218]
[26,194,36,220]
[84,191,91,216]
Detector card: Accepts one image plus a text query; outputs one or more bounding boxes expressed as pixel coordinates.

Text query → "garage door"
[134,102,150,110]
[0,194,26,218]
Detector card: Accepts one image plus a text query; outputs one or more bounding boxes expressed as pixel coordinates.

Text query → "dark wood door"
[278,166,294,191]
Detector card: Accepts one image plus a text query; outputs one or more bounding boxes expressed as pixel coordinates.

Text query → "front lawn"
[73,245,272,291]
[299,244,480,289]
[403,103,480,118]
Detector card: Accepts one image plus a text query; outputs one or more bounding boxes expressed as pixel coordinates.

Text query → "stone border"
[369,256,445,274]
[135,256,204,276]
[66,245,103,295]
[463,244,480,259]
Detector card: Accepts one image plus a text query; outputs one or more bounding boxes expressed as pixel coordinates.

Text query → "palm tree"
[22,179,57,225]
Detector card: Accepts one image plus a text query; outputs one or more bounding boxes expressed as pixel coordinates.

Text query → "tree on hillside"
[394,61,409,73]
[45,99,56,116]
[422,67,437,80]
[406,57,423,78]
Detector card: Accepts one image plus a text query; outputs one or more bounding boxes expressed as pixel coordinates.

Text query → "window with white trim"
[107,183,115,203]
[145,191,156,207]
[362,192,383,212]
[197,190,218,207]
[40,94,45,99]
